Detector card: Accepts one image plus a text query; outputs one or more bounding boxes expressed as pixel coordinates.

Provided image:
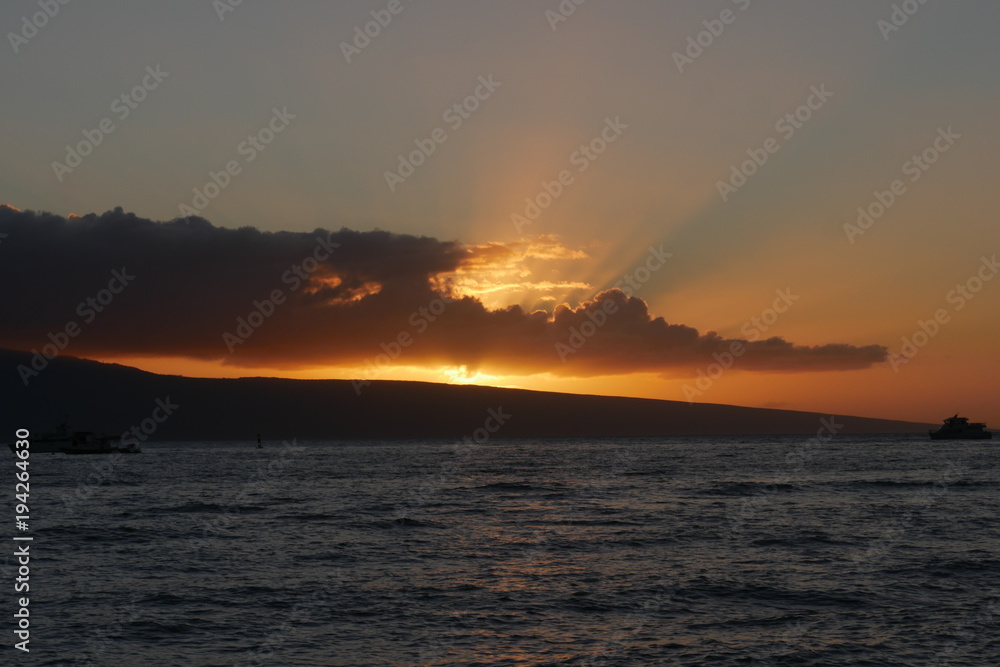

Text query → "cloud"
[545,290,886,375]
[436,236,592,307]
[0,207,887,376]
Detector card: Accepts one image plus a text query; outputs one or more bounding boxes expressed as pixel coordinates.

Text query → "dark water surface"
[17,433,1000,665]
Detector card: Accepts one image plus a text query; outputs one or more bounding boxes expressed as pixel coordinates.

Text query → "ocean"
[16,432,1000,665]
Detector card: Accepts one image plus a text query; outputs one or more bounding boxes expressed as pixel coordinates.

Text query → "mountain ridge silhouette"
[0,349,932,441]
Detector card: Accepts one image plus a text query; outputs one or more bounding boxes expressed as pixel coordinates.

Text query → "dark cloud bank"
[0,206,886,376]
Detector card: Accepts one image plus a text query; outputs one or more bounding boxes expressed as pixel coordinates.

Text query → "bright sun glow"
[433,237,591,311]
[441,366,503,385]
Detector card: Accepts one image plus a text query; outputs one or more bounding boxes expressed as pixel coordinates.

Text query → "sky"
[1,0,998,426]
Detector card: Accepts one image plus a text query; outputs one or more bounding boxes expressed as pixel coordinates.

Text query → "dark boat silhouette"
[928,415,992,440]
[6,421,140,454]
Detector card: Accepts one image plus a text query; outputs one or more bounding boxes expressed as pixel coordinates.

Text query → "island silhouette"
[0,349,932,441]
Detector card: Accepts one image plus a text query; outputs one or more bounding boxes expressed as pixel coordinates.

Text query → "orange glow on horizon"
[87,349,998,428]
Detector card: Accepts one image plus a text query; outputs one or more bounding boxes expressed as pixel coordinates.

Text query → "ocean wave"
[700,481,800,496]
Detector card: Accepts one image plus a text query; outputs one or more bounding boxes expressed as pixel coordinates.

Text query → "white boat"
[928,415,992,440]
[6,422,140,454]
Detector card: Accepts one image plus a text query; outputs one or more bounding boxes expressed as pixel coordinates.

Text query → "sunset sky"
[2,0,998,426]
